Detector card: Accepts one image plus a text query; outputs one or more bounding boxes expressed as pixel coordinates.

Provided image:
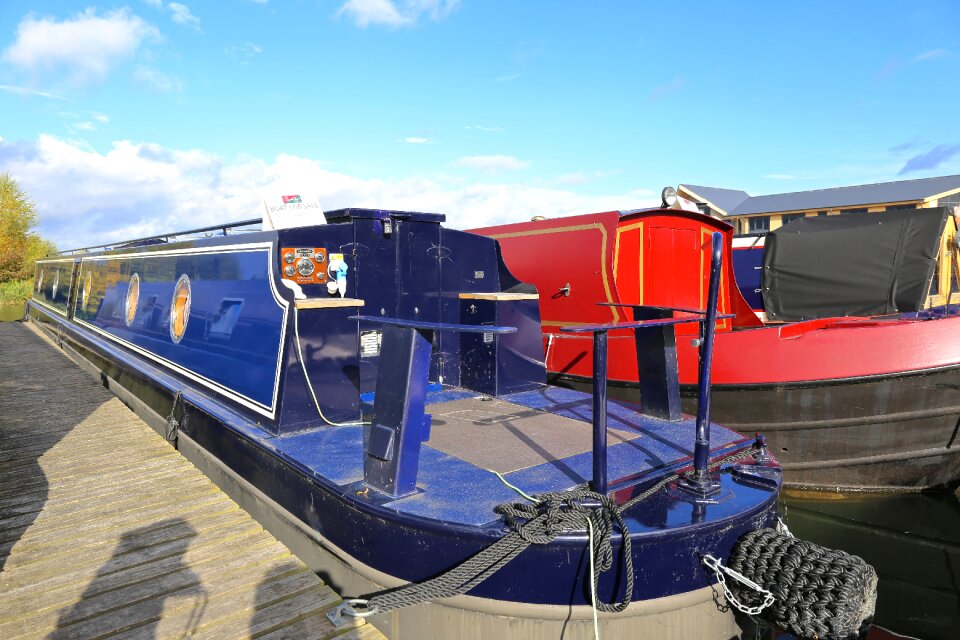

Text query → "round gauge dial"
[315,252,325,262]
[296,258,315,276]
[284,265,296,277]
[284,253,296,264]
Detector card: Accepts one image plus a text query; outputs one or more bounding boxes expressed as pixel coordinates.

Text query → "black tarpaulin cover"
[762,207,948,321]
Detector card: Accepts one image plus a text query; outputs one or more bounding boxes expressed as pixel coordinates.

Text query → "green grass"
[0,279,32,305]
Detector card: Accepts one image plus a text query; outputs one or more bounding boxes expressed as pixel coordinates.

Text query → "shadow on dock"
[47,519,206,639]
[0,322,107,576]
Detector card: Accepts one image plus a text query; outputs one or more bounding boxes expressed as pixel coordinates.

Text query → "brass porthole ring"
[125,273,140,327]
[170,274,191,343]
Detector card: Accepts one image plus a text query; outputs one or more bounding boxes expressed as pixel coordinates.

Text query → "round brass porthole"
[125,273,140,327]
[52,271,60,301]
[170,274,191,343]
[36,269,43,293]
[82,271,92,309]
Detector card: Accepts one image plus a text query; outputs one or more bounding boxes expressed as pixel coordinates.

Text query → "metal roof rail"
[54,218,262,256]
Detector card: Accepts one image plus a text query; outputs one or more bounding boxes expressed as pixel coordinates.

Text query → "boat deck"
[272,388,749,528]
[0,321,386,640]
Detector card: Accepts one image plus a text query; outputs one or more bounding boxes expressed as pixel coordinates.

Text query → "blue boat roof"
[324,207,446,224]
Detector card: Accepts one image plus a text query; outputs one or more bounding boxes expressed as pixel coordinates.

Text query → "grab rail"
[55,218,262,256]
[560,231,728,496]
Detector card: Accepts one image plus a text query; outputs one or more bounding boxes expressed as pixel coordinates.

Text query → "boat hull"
[551,365,960,491]
[28,301,778,637]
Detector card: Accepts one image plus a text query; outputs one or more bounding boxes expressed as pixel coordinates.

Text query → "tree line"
[0,172,56,285]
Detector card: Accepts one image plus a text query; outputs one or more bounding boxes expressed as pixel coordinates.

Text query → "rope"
[292,308,369,427]
[342,442,763,618]
[722,528,878,640]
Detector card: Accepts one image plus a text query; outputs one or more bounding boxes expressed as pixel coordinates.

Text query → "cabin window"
[170,274,191,343]
[840,208,868,215]
[82,271,92,309]
[36,269,44,293]
[209,298,244,339]
[930,260,941,297]
[748,216,769,232]
[52,271,60,302]
[886,204,917,211]
[781,213,805,225]
[125,273,140,327]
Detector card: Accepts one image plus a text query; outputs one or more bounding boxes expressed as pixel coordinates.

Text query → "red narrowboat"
[472,204,960,491]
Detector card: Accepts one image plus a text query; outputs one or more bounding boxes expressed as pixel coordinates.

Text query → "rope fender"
[713,528,878,640]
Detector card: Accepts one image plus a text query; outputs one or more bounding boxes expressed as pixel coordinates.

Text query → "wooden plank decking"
[0,321,387,640]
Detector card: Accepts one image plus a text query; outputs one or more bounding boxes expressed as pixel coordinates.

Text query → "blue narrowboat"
[28,208,788,639]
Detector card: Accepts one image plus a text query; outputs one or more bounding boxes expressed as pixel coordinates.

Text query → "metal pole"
[693,232,724,476]
[592,330,609,494]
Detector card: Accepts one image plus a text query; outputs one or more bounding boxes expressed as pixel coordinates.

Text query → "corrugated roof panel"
[679,184,750,214]
[728,174,960,215]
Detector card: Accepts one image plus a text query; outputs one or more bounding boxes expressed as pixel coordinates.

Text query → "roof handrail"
[54,218,262,256]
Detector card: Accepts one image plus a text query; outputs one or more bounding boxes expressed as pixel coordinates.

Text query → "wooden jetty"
[0,321,386,640]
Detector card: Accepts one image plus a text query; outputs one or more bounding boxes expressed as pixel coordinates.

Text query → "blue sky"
[1,1,959,248]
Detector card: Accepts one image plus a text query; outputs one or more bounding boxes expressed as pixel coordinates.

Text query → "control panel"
[280,247,328,285]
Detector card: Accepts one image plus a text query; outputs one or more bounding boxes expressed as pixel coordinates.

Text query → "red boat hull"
[473,210,960,490]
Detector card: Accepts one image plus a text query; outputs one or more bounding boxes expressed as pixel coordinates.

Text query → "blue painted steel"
[732,242,766,310]
[364,325,433,497]
[356,313,519,497]
[591,330,609,493]
[33,258,78,317]
[71,244,288,412]
[28,294,779,606]
[681,232,724,496]
[27,210,783,609]
[352,315,517,333]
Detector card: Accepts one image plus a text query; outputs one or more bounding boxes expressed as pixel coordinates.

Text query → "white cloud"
[400,137,431,144]
[225,42,264,62]
[134,66,183,92]
[337,0,459,28]
[911,49,949,63]
[0,135,656,248]
[554,170,620,186]
[455,155,528,172]
[0,84,66,100]
[168,3,202,30]
[1,9,160,84]
[144,0,164,7]
[92,112,110,124]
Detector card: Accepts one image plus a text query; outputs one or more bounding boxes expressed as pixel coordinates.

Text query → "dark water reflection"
[781,489,960,640]
[0,303,26,322]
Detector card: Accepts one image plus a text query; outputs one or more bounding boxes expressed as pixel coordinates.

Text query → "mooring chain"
[165,390,183,444]
[340,443,762,619]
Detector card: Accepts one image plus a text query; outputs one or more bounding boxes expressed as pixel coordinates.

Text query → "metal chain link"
[701,554,776,616]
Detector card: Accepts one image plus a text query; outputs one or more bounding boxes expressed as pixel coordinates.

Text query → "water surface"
[782,489,960,639]
[0,302,25,322]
